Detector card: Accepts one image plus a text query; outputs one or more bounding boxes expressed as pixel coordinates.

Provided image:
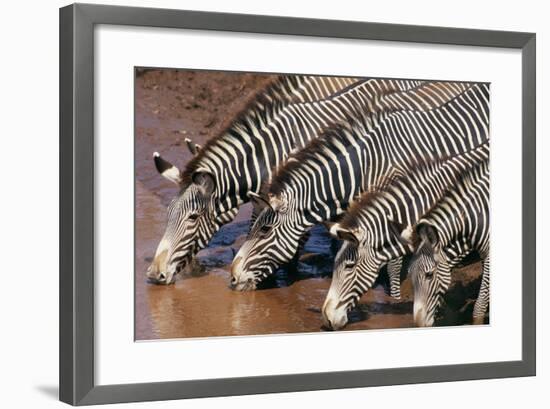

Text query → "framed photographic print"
[59,3,536,405]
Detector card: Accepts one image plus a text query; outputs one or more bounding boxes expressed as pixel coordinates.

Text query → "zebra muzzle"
[321,299,348,330]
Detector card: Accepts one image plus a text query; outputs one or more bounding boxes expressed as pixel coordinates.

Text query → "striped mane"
[338,189,387,230]
[336,162,426,230]
[180,75,308,186]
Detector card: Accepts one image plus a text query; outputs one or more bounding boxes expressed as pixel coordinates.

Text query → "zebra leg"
[387,257,403,299]
[473,255,490,325]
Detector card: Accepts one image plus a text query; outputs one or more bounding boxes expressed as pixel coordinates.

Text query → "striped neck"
[345,144,490,252]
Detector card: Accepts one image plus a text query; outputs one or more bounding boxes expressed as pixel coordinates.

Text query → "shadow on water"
[197,221,246,268]
[359,301,415,315]
[200,223,339,290]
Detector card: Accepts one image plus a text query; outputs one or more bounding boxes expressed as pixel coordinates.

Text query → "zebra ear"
[153,152,182,185]
[388,219,418,250]
[327,223,360,245]
[416,223,439,249]
[184,138,202,155]
[248,191,273,211]
[268,194,286,212]
[192,169,216,194]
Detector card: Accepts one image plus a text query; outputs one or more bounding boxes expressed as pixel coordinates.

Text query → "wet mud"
[135,69,485,340]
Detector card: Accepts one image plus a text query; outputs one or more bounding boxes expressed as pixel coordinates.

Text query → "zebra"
[230,82,489,293]
[395,157,490,327]
[147,75,428,284]
[322,142,489,330]
[147,75,360,284]
[281,75,363,103]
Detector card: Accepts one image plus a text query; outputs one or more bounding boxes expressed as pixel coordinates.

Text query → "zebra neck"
[214,206,239,226]
[184,76,346,203]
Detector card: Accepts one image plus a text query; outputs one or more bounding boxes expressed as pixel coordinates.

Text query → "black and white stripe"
[230,82,489,293]
[404,156,490,327]
[321,142,489,330]
[287,75,361,102]
[147,76,425,284]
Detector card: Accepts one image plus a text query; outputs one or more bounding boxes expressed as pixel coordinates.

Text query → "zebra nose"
[230,256,243,287]
[158,272,166,282]
[146,265,159,280]
[231,256,243,275]
[413,308,427,327]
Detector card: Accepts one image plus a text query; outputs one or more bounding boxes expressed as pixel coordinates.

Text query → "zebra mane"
[180,75,308,185]
[268,118,361,195]
[338,158,434,230]
[339,190,386,230]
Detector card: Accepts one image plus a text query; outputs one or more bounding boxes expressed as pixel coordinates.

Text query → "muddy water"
[135,192,416,339]
[135,69,483,340]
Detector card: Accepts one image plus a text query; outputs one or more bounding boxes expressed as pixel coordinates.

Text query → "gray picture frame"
[59,3,536,406]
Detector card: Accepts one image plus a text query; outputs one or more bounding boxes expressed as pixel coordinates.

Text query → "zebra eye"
[424,270,434,280]
[260,224,271,234]
[344,262,355,270]
[188,213,199,221]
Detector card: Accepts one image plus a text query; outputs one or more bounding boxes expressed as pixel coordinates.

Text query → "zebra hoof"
[472,315,485,325]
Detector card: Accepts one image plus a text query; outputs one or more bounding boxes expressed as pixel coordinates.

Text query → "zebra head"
[230,191,306,291]
[321,223,383,330]
[147,152,219,285]
[401,222,448,327]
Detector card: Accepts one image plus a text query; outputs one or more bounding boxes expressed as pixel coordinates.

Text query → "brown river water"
[135,69,484,340]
